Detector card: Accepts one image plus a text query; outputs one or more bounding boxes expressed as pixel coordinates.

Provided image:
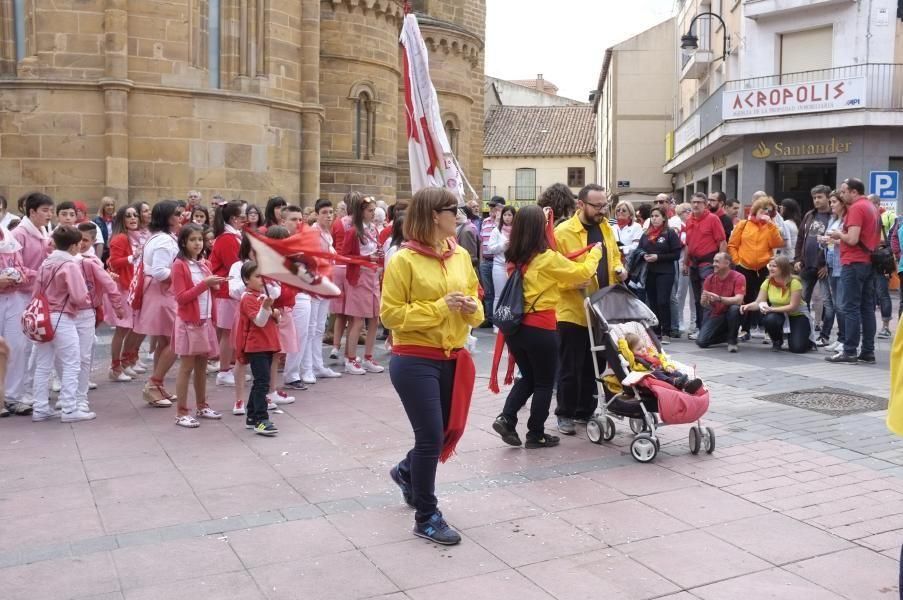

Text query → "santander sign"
[723,77,866,120]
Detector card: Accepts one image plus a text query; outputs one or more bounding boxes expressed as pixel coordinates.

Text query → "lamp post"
[680,12,729,61]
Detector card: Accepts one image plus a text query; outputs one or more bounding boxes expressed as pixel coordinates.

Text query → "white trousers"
[283,293,311,384]
[303,297,330,376]
[0,292,29,404]
[33,313,80,415]
[74,309,96,406]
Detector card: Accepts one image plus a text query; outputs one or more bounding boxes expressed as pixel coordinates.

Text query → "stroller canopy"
[588,284,658,327]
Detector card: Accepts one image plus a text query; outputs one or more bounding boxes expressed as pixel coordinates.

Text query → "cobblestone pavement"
[0,322,900,599]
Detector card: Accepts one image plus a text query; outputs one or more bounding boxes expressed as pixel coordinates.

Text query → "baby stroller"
[583,285,714,463]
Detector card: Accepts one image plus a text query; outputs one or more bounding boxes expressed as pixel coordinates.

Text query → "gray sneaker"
[557,417,576,435]
[878,328,892,339]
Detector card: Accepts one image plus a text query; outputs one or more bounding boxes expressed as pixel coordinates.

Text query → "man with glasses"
[684,192,728,334]
[707,191,734,240]
[554,184,627,435]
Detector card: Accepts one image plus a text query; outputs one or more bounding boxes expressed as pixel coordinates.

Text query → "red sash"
[391,344,475,463]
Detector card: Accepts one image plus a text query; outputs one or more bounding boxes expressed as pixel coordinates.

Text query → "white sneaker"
[206,361,220,374]
[267,390,295,405]
[344,358,366,375]
[109,370,132,382]
[362,358,385,373]
[88,381,98,390]
[122,366,139,378]
[216,370,236,387]
[32,409,61,422]
[132,361,148,374]
[751,327,765,339]
[54,400,61,410]
[51,375,61,393]
[61,409,96,423]
[77,402,90,413]
[267,402,284,413]
[315,367,342,379]
[232,402,246,416]
[329,348,341,361]
[196,406,222,419]
[301,372,317,385]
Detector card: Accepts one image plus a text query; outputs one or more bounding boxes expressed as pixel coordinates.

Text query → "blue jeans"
[823,274,843,343]
[390,354,455,523]
[840,262,876,357]
[479,259,495,323]
[875,271,892,321]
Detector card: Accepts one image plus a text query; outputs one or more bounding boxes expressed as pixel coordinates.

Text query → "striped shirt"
[479,216,497,259]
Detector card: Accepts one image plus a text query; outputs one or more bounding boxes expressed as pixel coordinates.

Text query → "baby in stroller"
[621,333,704,395]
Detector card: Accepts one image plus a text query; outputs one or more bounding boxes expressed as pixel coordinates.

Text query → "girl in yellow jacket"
[380,188,483,546]
[491,205,602,449]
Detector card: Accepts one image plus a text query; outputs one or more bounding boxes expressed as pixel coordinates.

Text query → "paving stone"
[691,567,846,600]
[785,547,900,599]
[249,550,398,600]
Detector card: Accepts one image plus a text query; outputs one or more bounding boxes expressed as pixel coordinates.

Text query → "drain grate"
[757,387,888,416]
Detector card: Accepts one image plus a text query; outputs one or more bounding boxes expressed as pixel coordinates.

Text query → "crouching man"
[696,252,746,353]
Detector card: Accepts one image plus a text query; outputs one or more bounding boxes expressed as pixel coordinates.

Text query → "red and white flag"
[400,13,466,202]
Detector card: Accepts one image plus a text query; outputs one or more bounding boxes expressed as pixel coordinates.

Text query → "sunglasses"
[436,206,458,215]
[124,212,138,218]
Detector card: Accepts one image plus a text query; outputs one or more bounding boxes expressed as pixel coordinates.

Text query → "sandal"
[143,383,173,407]
[175,414,200,428]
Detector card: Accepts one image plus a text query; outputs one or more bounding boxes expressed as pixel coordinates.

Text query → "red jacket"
[272,282,298,310]
[235,291,281,362]
[171,258,219,323]
[108,233,135,291]
[332,218,346,255]
[209,232,240,299]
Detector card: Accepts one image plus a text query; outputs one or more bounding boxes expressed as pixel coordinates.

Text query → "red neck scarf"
[400,238,458,271]
[646,224,664,240]
[768,276,788,293]
[616,218,631,229]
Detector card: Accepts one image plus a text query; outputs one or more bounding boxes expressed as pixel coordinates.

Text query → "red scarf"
[392,345,475,463]
[617,218,631,229]
[400,238,458,271]
[767,276,788,293]
[646,224,664,241]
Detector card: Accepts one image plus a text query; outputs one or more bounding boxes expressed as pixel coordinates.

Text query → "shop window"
[568,167,585,188]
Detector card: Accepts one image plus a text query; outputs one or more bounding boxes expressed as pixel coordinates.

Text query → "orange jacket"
[727,219,784,270]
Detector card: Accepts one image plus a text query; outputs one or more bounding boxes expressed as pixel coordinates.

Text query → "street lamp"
[680,12,729,61]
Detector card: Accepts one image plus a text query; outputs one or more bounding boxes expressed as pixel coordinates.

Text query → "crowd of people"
[0,191,395,432]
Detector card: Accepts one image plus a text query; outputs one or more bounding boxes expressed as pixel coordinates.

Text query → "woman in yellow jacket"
[380,187,483,546]
[492,205,602,449]
[727,196,785,339]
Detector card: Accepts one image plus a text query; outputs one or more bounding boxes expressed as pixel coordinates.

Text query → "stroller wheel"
[704,427,716,454]
[629,418,645,434]
[602,416,616,441]
[586,419,603,444]
[630,434,658,463]
[689,426,701,455]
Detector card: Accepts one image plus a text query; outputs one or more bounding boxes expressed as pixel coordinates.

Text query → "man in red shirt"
[827,177,880,364]
[696,252,746,352]
[683,192,727,331]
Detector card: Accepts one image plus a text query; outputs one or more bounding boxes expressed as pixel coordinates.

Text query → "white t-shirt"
[188,260,211,319]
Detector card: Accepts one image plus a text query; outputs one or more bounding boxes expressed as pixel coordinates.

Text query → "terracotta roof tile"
[483,105,595,157]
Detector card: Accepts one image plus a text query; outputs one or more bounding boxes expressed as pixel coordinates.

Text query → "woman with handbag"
[491,205,602,450]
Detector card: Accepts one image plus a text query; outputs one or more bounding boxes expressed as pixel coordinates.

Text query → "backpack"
[493,265,543,336]
[21,265,67,343]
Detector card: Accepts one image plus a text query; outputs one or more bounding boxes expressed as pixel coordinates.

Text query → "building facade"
[483,104,594,206]
[593,18,675,204]
[0,0,485,208]
[665,0,903,215]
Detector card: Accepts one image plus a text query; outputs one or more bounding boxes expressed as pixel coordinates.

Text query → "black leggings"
[736,265,768,332]
[762,312,811,353]
[501,325,558,439]
[645,268,675,336]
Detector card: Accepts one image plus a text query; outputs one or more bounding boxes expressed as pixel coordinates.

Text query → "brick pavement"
[0,328,899,599]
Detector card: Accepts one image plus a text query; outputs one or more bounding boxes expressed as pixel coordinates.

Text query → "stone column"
[299,0,320,207]
[103,0,129,202]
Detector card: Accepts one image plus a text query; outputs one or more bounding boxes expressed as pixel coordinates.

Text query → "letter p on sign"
[870,171,899,200]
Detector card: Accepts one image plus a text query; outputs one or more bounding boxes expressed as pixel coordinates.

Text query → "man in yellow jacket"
[554,184,626,435]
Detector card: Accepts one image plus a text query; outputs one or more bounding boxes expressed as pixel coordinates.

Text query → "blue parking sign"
[869,171,899,200]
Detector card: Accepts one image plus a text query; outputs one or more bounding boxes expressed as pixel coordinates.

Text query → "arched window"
[208,0,221,87]
[354,91,374,160]
[14,0,26,61]
[444,118,459,155]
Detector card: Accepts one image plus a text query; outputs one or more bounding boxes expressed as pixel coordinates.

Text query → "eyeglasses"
[583,201,608,211]
[124,212,137,218]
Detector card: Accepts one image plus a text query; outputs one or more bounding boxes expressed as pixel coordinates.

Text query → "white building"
[665,0,903,214]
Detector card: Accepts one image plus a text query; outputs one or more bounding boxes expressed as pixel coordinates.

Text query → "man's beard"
[708,205,718,213]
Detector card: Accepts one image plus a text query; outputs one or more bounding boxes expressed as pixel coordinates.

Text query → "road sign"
[869,170,899,200]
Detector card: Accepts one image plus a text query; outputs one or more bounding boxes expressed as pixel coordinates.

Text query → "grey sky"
[485,0,676,102]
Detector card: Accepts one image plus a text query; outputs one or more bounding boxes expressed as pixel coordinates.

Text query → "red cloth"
[400,239,458,269]
[841,197,880,265]
[685,211,725,261]
[640,377,710,425]
[272,282,298,309]
[171,258,220,323]
[488,331,517,394]
[234,292,281,363]
[391,344,476,463]
[209,232,240,298]
[378,222,393,246]
[702,270,746,317]
[522,309,556,330]
[107,234,134,291]
[331,218,346,253]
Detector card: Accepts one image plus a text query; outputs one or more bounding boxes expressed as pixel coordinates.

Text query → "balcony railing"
[509,186,542,203]
[670,63,903,158]
[482,186,496,201]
